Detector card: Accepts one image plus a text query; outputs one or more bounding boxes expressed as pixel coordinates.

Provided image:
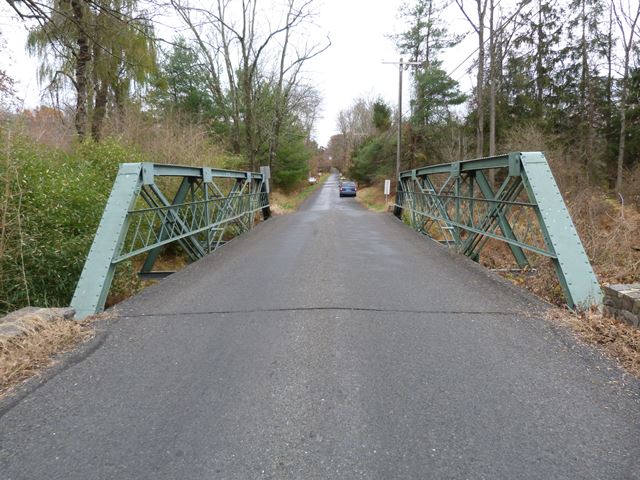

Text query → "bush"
[0,128,145,314]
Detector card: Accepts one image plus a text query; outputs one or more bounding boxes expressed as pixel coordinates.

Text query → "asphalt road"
[1,172,639,479]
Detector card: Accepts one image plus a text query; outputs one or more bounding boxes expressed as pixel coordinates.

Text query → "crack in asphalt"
[120,306,525,318]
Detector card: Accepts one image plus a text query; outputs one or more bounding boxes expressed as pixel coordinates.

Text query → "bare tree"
[489,0,497,156]
[171,0,329,170]
[336,97,375,169]
[170,0,235,146]
[488,0,529,156]
[327,133,347,171]
[268,0,330,169]
[0,23,16,110]
[456,0,489,158]
[613,0,640,192]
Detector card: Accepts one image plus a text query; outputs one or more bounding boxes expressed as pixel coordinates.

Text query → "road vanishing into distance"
[1,172,639,479]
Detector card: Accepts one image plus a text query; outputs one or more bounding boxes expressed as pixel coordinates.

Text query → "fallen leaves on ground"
[547,308,640,377]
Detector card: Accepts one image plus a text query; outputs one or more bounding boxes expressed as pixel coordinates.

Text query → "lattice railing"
[71,163,270,318]
[394,152,601,309]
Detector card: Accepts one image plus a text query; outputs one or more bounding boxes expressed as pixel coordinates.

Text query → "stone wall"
[0,307,76,338]
[602,284,640,328]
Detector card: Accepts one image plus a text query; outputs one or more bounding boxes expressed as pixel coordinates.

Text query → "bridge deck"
[1,173,639,479]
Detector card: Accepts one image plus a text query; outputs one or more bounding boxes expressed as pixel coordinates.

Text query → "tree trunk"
[616,36,634,191]
[488,0,496,157]
[580,0,590,168]
[616,90,627,192]
[70,0,90,140]
[613,2,640,192]
[241,67,258,171]
[535,1,544,113]
[425,1,433,66]
[91,82,108,141]
[606,6,613,110]
[268,6,293,170]
[476,0,485,158]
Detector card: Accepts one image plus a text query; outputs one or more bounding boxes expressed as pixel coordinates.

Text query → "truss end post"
[71,163,144,319]
[520,152,602,309]
[393,180,404,218]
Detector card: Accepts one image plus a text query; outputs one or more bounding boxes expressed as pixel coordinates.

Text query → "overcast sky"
[0,0,477,147]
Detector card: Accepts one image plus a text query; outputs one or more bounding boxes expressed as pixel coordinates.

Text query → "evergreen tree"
[412,64,466,126]
[373,100,392,132]
[392,0,464,163]
[151,38,215,121]
[392,0,460,67]
[507,0,564,124]
[558,0,608,170]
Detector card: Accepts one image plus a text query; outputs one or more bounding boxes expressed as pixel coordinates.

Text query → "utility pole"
[397,57,402,183]
[383,58,422,184]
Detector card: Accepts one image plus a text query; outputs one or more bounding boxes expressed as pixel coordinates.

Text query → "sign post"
[384,179,391,206]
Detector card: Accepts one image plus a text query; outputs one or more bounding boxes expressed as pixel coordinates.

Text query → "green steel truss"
[71,163,270,319]
[393,152,601,309]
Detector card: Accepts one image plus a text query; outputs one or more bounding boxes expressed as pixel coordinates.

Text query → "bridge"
[1,155,638,479]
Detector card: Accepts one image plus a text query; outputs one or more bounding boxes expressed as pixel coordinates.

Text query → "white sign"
[260,166,271,193]
[384,179,391,196]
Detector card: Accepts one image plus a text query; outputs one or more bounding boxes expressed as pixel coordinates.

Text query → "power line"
[446,3,540,81]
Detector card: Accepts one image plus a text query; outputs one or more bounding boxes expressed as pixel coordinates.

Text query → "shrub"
[0,128,144,314]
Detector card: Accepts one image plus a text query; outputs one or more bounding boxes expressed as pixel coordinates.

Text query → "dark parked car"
[339,181,357,197]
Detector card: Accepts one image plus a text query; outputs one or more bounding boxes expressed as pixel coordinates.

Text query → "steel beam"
[471,172,528,267]
[71,163,269,319]
[139,177,192,273]
[519,152,601,308]
[71,163,143,319]
[394,152,601,309]
[401,155,511,178]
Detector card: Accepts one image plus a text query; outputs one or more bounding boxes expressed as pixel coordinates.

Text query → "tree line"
[330,0,640,198]
[4,0,329,188]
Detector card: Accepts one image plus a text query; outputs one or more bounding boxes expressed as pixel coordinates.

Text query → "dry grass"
[18,107,76,152]
[0,314,95,398]
[269,173,329,214]
[356,184,390,212]
[105,251,189,308]
[484,124,640,303]
[547,308,640,377]
[569,191,640,283]
[621,162,640,209]
[16,106,235,169]
[102,108,234,168]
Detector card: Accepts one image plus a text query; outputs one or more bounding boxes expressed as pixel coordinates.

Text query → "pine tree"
[558,0,608,171]
[392,0,464,162]
[151,38,215,121]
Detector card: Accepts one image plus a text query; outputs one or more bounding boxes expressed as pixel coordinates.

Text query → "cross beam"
[394,152,601,309]
[71,163,270,319]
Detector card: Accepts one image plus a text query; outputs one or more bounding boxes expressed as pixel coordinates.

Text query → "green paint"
[71,163,269,319]
[394,152,601,309]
